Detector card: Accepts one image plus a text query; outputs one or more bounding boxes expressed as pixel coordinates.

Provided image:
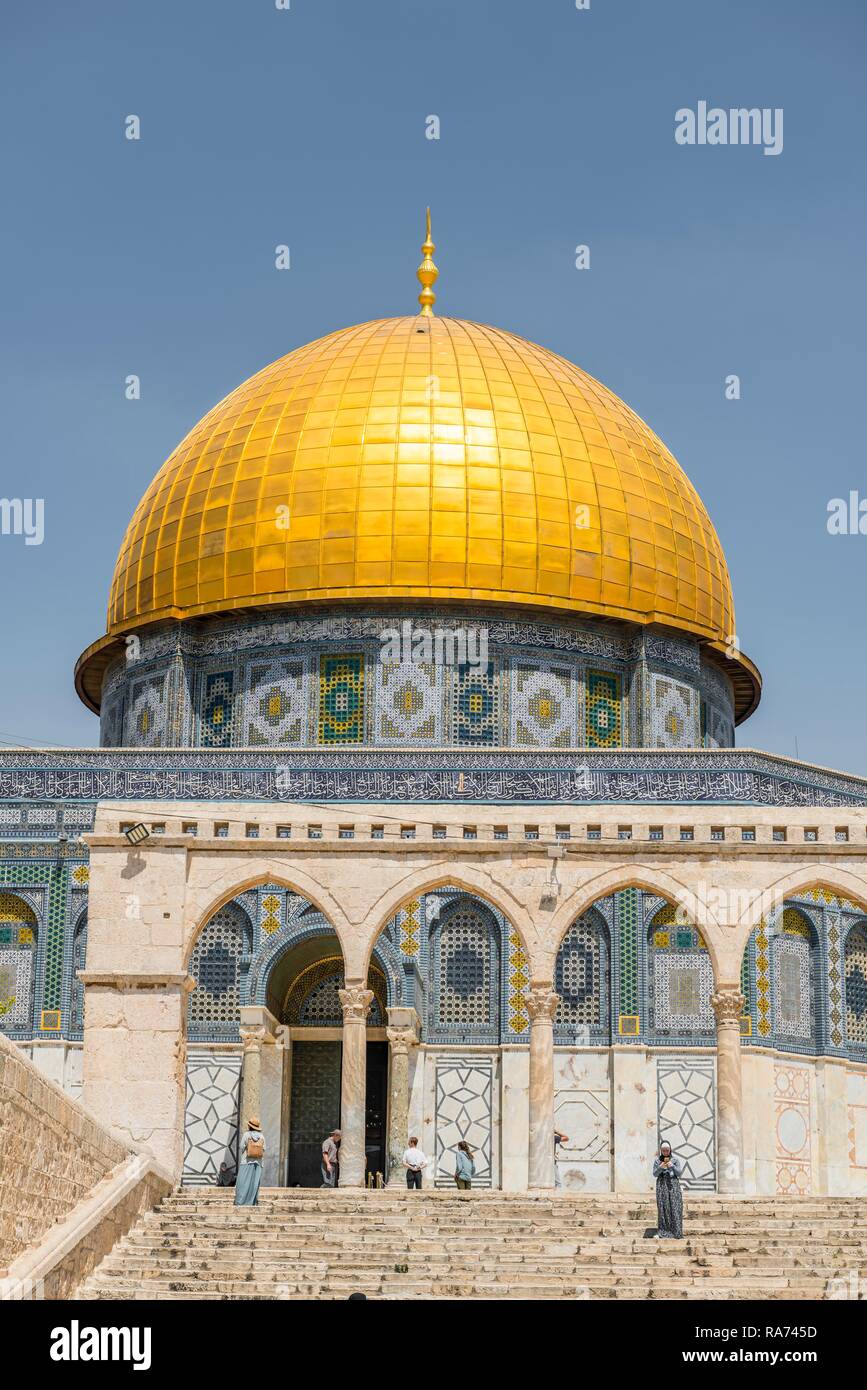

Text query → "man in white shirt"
[402,1136,428,1189]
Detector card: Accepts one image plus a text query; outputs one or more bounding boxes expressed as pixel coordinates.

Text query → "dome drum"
[96,606,736,751]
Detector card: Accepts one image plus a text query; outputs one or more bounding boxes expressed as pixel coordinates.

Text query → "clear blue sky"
[1,0,865,768]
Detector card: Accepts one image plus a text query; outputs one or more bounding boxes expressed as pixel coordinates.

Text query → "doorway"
[286,1039,389,1186]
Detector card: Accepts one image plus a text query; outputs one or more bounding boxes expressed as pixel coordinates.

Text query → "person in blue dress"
[234,1115,265,1206]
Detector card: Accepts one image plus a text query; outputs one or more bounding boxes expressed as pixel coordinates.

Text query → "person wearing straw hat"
[234,1115,266,1206]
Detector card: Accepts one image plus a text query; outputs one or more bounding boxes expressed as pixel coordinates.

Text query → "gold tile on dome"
[98,312,734,652]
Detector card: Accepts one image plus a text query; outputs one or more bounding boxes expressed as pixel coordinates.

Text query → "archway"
[264,933,390,1187]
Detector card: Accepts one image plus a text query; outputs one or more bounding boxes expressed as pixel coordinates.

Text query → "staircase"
[75,1189,867,1300]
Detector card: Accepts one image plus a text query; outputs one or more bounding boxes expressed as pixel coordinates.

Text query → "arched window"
[431,898,499,1039]
[188,903,251,1039]
[647,903,714,1038]
[0,893,38,1034]
[554,915,610,1042]
[845,923,867,1049]
[71,913,88,1035]
[771,908,816,1045]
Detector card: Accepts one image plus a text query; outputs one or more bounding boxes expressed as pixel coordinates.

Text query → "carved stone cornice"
[339,986,374,1023]
[525,985,560,1022]
[711,989,746,1025]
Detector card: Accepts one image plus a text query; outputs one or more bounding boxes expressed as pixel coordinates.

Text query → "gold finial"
[416,207,438,317]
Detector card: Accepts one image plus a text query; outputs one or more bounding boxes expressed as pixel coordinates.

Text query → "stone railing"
[0,1029,172,1299]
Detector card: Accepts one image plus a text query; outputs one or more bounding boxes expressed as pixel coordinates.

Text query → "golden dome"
[77,313,760,719]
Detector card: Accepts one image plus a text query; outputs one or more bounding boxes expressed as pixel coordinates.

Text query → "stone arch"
[248,912,402,1014]
[183,862,354,970]
[542,869,728,997]
[362,864,533,979]
[755,868,867,923]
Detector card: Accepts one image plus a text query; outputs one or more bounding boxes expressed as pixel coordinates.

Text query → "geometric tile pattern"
[397,899,421,958]
[755,917,771,1038]
[436,904,494,1028]
[617,888,639,1023]
[283,958,385,1027]
[586,670,621,749]
[125,673,167,748]
[243,657,310,745]
[774,1064,812,1194]
[845,926,867,1046]
[506,925,530,1035]
[70,914,87,1034]
[259,889,282,938]
[200,670,235,749]
[453,662,498,746]
[650,674,696,748]
[188,903,248,1038]
[511,662,576,748]
[318,654,365,744]
[772,933,812,1041]
[434,1056,493,1188]
[375,658,441,745]
[182,1051,242,1185]
[656,1057,716,1190]
[554,918,606,1032]
[651,951,714,1033]
[0,947,36,1031]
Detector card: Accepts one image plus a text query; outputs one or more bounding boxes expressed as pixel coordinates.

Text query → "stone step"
[77,1188,867,1302]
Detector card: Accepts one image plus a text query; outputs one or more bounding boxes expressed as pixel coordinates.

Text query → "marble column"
[339,984,373,1188]
[239,1023,266,1131]
[386,1020,418,1183]
[712,986,745,1194]
[527,984,560,1190]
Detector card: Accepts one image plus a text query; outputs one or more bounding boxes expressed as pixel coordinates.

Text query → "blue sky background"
[1,0,865,767]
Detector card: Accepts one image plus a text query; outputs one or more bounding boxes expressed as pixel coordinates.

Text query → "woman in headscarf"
[652,1140,684,1238]
[234,1115,265,1207]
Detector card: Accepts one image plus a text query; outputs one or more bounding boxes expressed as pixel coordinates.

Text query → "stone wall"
[0,1029,171,1293]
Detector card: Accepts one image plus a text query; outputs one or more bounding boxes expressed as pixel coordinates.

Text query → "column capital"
[386,1026,417,1055]
[240,1023,267,1053]
[339,985,374,1022]
[711,988,745,1025]
[526,984,560,1022]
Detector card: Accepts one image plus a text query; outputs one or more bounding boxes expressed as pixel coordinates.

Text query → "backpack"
[246,1133,264,1160]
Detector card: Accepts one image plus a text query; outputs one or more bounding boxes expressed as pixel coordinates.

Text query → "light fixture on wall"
[124,822,150,846]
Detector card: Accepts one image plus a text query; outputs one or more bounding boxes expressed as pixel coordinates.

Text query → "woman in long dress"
[652,1140,684,1238]
[234,1115,265,1207]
